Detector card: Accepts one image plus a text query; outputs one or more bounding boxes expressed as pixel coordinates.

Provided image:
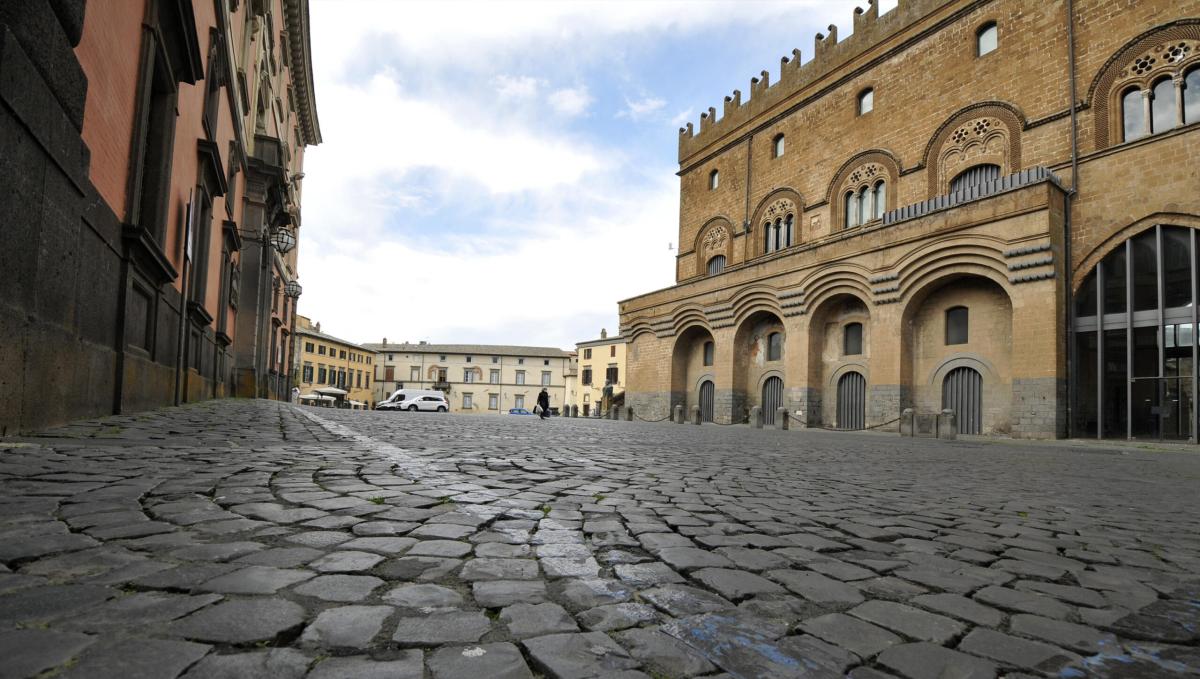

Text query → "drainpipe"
[743,135,753,237]
[175,192,194,406]
[1064,0,1080,438]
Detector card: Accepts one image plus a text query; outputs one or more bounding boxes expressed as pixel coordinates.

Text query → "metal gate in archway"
[942,366,983,435]
[699,380,715,423]
[762,376,783,425]
[837,372,866,430]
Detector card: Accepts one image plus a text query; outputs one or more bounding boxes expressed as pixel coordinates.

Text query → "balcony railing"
[883,167,1062,226]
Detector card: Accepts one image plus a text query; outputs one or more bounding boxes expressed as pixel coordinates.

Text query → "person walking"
[536,388,551,420]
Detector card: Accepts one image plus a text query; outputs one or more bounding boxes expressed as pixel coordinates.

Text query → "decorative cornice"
[282,0,323,146]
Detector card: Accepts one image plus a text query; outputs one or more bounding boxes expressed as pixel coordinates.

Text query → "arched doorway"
[671,325,715,419]
[699,380,715,423]
[942,367,983,434]
[1074,224,1198,440]
[761,376,783,425]
[806,293,871,428]
[732,310,786,423]
[837,372,865,429]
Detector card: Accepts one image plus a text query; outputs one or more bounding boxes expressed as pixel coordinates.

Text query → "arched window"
[784,213,794,247]
[977,22,998,56]
[844,191,858,229]
[706,255,726,276]
[763,221,772,253]
[858,88,874,115]
[703,341,714,366]
[1186,68,1200,124]
[945,306,969,345]
[857,187,870,224]
[709,169,719,190]
[872,181,886,220]
[1151,78,1177,134]
[767,332,782,361]
[950,164,1001,193]
[773,134,785,158]
[843,323,863,355]
[1122,87,1146,141]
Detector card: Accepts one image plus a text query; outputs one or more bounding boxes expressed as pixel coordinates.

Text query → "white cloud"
[620,96,667,120]
[548,86,593,117]
[494,74,541,99]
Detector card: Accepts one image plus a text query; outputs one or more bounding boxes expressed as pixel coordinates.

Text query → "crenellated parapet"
[678,0,949,163]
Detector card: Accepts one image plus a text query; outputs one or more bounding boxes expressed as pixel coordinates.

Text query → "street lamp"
[271,226,297,254]
[283,280,303,298]
[283,278,302,402]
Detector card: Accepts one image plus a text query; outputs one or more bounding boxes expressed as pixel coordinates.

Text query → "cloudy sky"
[297,0,896,349]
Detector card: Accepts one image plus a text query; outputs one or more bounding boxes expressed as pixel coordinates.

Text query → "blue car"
[507,408,534,415]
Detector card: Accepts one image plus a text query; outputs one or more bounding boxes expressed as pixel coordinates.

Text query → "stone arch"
[693,217,734,277]
[749,188,803,258]
[805,292,872,428]
[891,236,1013,304]
[922,102,1024,197]
[900,273,1014,435]
[670,324,716,417]
[1087,20,1200,151]
[668,303,712,337]
[731,309,786,424]
[1072,212,1200,290]
[800,263,875,313]
[727,286,785,328]
[827,150,901,230]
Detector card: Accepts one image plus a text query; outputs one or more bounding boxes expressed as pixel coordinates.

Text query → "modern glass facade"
[1074,225,1197,441]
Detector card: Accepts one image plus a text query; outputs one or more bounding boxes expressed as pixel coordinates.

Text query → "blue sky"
[297,0,896,349]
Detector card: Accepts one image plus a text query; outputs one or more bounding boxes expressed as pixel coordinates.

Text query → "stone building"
[366,342,574,415]
[294,316,376,409]
[574,330,627,417]
[0,0,319,434]
[619,0,1200,440]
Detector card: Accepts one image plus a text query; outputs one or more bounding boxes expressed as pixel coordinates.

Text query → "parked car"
[507,408,534,415]
[377,389,448,412]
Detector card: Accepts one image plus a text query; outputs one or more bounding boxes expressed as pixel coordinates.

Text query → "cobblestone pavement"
[1,400,1198,678]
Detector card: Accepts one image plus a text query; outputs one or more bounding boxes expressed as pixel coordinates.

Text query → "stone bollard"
[610,406,619,420]
[690,405,702,425]
[572,405,579,418]
[775,407,789,430]
[900,408,914,436]
[749,406,763,429]
[673,404,684,424]
[937,408,957,440]
[623,406,634,421]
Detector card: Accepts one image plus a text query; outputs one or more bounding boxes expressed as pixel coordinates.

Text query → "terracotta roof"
[362,343,573,358]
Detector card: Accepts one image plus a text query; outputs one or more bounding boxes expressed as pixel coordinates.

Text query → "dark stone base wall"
[627,391,673,422]
[1012,377,1066,438]
[868,384,904,431]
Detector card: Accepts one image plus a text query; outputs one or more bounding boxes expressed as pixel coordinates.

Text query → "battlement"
[678,0,953,163]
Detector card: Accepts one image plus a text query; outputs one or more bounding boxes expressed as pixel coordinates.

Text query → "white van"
[376,389,449,412]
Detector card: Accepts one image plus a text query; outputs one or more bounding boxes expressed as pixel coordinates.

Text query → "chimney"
[383,337,388,346]
[600,328,608,339]
[315,321,321,332]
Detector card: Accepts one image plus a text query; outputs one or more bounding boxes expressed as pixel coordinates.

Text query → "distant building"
[366,341,574,414]
[294,317,377,408]
[574,330,626,417]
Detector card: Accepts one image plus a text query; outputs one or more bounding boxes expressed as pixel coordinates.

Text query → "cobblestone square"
[1,400,1198,678]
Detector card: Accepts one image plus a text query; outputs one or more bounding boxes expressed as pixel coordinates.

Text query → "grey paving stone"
[392,610,492,646]
[664,612,835,678]
[197,565,314,594]
[522,631,641,678]
[428,643,534,679]
[337,537,417,555]
[1106,599,1200,643]
[59,591,223,632]
[614,562,686,587]
[59,637,211,679]
[689,568,786,601]
[473,579,549,607]
[351,521,419,537]
[459,558,539,581]
[640,584,735,616]
[910,592,1004,627]
[578,603,660,631]
[308,550,385,573]
[0,584,115,624]
[179,648,310,679]
[383,583,465,609]
[292,574,384,602]
[798,612,903,658]
[476,543,533,558]
[806,559,878,581]
[233,546,325,567]
[973,585,1074,619]
[540,556,601,578]
[411,523,477,540]
[377,556,463,581]
[501,602,580,638]
[957,628,1082,672]
[406,539,473,558]
[0,628,96,679]
[613,627,717,678]
[168,599,307,644]
[284,531,354,548]
[876,642,997,679]
[130,563,239,591]
[169,541,264,562]
[1013,580,1108,608]
[1010,613,1121,654]
[300,605,393,648]
[306,652,424,679]
[767,569,865,605]
[777,634,861,673]
[656,547,735,572]
[536,543,592,558]
[713,547,792,572]
[848,600,966,644]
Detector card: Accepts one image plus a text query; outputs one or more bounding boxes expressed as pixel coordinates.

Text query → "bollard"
[673,404,684,424]
[937,408,958,440]
[571,405,579,418]
[623,406,634,421]
[609,406,617,420]
[775,407,789,430]
[900,408,914,436]
[749,406,763,429]
[690,405,702,425]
